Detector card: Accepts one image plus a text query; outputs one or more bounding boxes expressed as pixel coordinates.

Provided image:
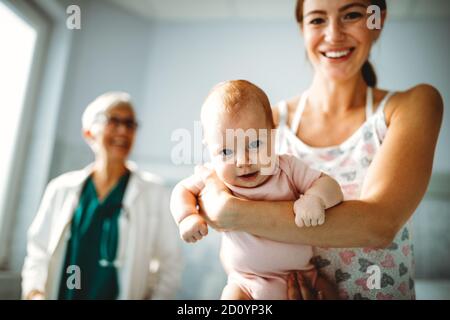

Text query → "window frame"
[0,0,50,268]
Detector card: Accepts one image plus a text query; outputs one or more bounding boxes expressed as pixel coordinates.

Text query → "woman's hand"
[287,271,339,300]
[25,290,45,300]
[287,272,321,300]
[195,165,236,231]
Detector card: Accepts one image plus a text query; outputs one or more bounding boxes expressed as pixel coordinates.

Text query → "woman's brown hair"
[295,0,387,87]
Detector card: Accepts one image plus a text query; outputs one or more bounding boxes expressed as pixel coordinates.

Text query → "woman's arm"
[21,179,60,299]
[231,198,387,247]
[199,84,443,248]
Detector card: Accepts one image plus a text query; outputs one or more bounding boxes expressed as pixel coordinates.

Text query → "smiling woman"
[196,0,443,300]
[21,92,182,300]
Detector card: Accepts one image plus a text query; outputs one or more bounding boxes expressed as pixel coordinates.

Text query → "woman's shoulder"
[48,168,91,190]
[132,169,166,189]
[125,161,166,187]
[381,84,443,127]
[400,84,443,109]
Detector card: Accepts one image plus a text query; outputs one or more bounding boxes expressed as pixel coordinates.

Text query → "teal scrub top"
[58,171,130,300]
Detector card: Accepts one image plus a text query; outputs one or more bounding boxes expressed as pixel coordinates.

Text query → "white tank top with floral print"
[276,87,415,300]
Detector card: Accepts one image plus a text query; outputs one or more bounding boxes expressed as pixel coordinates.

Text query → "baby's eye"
[221,149,233,156]
[249,140,262,149]
[343,11,363,21]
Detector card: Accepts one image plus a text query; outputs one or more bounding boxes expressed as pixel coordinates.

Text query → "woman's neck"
[308,74,368,116]
[92,158,127,186]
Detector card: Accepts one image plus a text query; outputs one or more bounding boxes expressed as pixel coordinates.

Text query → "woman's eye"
[309,17,325,25]
[249,140,262,149]
[109,117,121,126]
[221,149,233,156]
[344,12,363,20]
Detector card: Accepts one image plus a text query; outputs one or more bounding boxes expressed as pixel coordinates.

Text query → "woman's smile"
[109,136,131,149]
[320,47,355,62]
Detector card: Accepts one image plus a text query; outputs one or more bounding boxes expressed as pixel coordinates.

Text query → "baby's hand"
[294,194,325,227]
[179,214,208,243]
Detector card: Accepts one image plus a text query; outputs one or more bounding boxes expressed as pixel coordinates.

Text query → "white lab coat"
[21,162,183,299]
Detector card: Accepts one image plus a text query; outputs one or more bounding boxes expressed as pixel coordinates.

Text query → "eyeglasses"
[103,115,138,131]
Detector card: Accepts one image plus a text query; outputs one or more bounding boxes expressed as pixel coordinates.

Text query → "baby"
[170,80,343,300]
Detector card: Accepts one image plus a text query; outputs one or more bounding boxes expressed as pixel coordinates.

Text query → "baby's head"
[201,80,277,188]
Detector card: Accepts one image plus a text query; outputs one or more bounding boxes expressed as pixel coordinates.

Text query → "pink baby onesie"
[217,153,322,299]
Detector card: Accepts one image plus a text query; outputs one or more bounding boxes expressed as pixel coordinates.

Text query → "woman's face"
[301,0,383,82]
[87,104,137,163]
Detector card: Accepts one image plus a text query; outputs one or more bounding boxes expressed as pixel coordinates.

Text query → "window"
[0,0,48,267]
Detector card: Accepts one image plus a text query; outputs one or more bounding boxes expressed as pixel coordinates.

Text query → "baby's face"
[203,104,276,188]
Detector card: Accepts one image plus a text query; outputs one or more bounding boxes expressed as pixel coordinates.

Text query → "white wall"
[50,0,153,177]
[374,18,450,173]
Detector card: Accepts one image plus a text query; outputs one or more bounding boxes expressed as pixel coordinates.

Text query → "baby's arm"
[284,154,343,228]
[294,173,344,227]
[170,174,208,243]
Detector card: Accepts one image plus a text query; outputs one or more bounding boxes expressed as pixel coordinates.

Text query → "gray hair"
[81,91,134,131]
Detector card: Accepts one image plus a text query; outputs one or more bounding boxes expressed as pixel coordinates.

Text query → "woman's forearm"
[231,197,397,248]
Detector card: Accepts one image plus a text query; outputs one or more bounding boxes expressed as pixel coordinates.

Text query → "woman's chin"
[106,149,130,163]
[322,69,359,84]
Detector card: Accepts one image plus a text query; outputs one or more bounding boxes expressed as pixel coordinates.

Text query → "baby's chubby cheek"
[212,162,237,185]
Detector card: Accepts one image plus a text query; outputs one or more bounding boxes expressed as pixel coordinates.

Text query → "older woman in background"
[22,92,182,299]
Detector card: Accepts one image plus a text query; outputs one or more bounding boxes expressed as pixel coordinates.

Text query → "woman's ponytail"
[362,60,377,87]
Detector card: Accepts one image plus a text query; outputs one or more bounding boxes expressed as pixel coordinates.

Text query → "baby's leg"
[221,283,251,300]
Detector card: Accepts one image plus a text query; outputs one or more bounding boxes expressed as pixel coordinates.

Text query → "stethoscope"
[98,204,131,268]
[63,172,133,271]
